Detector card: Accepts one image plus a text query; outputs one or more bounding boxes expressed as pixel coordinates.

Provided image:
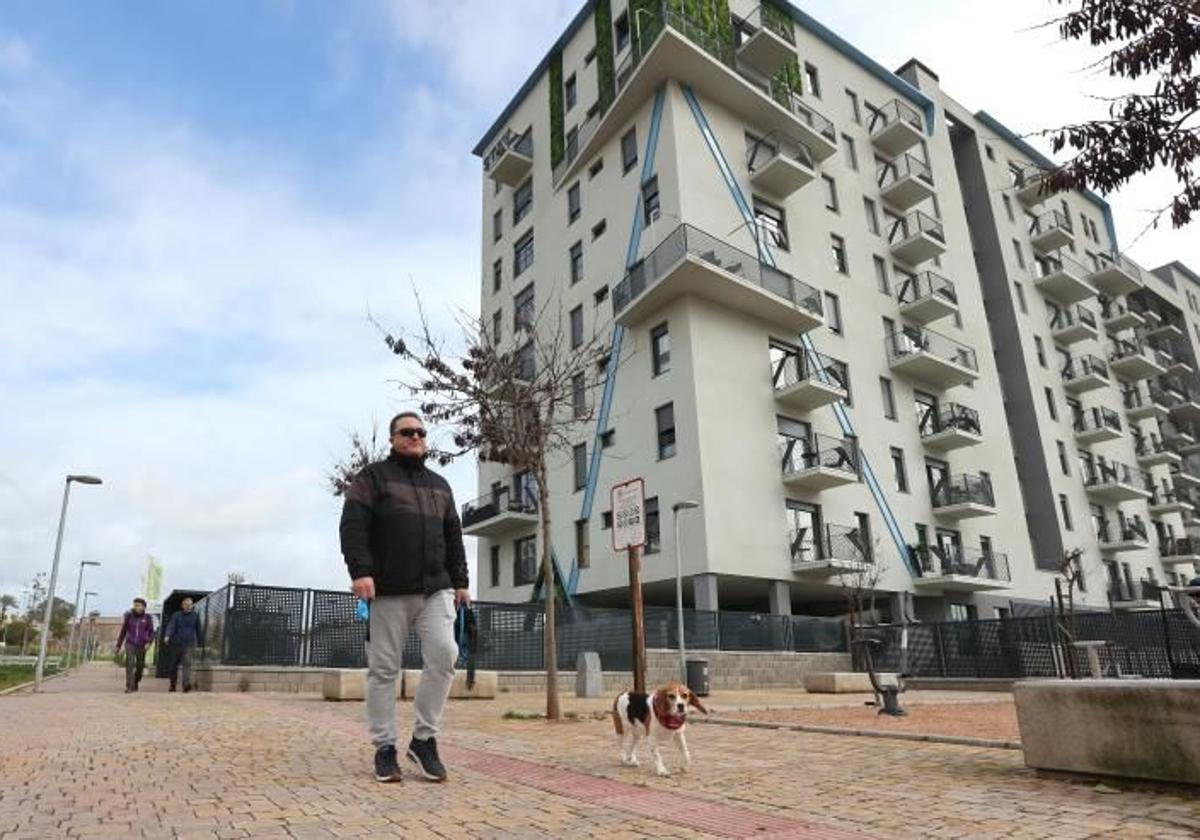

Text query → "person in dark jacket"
[114,598,156,693]
[164,597,203,693]
[340,411,470,784]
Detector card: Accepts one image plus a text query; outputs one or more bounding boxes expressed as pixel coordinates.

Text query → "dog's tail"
[611,695,624,736]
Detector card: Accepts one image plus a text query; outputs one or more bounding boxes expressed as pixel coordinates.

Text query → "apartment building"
[465,0,1199,621]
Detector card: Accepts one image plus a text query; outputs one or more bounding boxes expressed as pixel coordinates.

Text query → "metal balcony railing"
[886,210,945,247]
[1049,303,1097,332]
[1135,435,1174,457]
[931,473,995,509]
[461,484,538,529]
[741,4,796,44]
[919,402,982,438]
[1082,459,1143,489]
[788,523,869,568]
[612,223,824,320]
[1149,486,1192,507]
[911,544,1011,582]
[1074,406,1122,436]
[1061,354,1109,384]
[885,327,978,371]
[1124,382,1170,411]
[1029,208,1073,237]
[769,90,837,144]
[876,152,934,191]
[1109,337,1150,363]
[1099,296,1135,321]
[1097,518,1148,545]
[779,433,859,478]
[1108,579,1159,604]
[1160,536,1200,557]
[482,128,534,174]
[746,130,814,176]
[1035,251,1091,280]
[896,270,957,308]
[867,98,923,137]
[1096,251,1144,283]
[771,348,848,392]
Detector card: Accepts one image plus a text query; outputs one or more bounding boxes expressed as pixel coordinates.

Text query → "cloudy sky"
[2,1,1196,617]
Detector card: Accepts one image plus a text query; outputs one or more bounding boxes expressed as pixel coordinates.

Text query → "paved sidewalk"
[0,663,1196,839]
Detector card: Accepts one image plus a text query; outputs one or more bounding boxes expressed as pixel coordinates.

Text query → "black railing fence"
[192,584,848,671]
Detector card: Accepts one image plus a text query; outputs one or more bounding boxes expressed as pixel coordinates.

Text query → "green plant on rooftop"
[770,58,804,108]
[594,0,615,111]
[549,50,565,169]
[761,0,794,41]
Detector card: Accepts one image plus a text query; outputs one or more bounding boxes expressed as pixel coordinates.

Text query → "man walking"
[115,597,156,693]
[340,411,469,783]
[163,597,203,693]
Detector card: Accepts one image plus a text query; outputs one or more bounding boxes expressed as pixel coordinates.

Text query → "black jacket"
[164,610,203,648]
[339,452,469,596]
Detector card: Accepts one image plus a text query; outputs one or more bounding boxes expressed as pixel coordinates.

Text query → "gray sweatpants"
[367,589,458,747]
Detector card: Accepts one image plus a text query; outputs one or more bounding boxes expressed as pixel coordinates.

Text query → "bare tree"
[1054,547,1085,678]
[835,541,886,669]
[333,294,607,720]
[327,423,391,497]
[1032,0,1200,231]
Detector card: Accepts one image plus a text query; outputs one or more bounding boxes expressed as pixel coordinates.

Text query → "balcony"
[920,402,983,452]
[746,131,815,199]
[1171,462,1200,491]
[1028,209,1075,253]
[1082,461,1151,503]
[868,98,925,157]
[1108,338,1166,381]
[1160,536,1200,566]
[1159,351,1194,378]
[931,473,997,520]
[612,223,824,333]
[1149,487,1194,516]
[1142,312,1185,341]
[1060,354,1110,394]
[1135,436,1181,469]
[896,270,958,325]
[460,486,538,538]
[790,523,871,575]
[1167,385,1200,423]
[1097,521,1150,554]
[877,152,935,211]
[1088,252,1144,296]
[1014,169,1049,207]
[1100,298,1145,333]
[1171,425,1200,455]
[1108,579,1161,610]
[551,2,838,187]
[887,210,946,265]
[779,433,859,491]
[1073,406,1123,445]
[1123,384,1171,421]
[912,545,1011,592]
[482,129,534,187]
[1034,253,1097,304]
[1049,303,1099,345]
[735,4,797,78]
[886,327,979,389]
[771,348,848,411]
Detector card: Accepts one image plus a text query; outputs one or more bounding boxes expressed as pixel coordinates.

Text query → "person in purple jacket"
[115,598,156,693]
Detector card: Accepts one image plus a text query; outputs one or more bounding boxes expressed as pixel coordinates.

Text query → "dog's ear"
[687,692,708,714]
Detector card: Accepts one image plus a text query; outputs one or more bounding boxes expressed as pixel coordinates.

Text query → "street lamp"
[80,593,98,661]
[34,474,103,691]
[66,561,101,668]
[672,500,701,684]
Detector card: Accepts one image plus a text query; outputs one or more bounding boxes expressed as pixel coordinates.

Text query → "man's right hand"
[351,576,375,601]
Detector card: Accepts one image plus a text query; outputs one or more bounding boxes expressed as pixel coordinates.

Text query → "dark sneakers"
[406,737,447,782]
[373,745,403,783]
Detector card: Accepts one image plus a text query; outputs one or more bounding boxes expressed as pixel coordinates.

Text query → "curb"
[0,669,71,697]
[698,715,1023,751]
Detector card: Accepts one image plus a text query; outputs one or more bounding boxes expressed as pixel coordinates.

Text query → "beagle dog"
[612,683,707,777]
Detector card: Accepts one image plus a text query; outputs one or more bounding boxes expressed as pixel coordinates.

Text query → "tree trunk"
[537,460,560,721]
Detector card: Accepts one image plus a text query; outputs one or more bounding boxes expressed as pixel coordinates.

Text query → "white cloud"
[0,34,32,74]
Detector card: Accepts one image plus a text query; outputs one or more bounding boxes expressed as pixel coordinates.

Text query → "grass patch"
[0,663,61,692]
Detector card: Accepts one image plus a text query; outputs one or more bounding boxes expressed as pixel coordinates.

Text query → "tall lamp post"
[66,561,101,668]
[672,500,701,684]
[34,474,103,692]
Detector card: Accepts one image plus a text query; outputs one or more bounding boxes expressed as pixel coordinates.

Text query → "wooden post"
[628,543,646,694]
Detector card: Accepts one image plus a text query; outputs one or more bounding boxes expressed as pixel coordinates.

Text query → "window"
[514,282,535,331]
[753,196,789,250]
[575,519,590,569]
[642,175,660,225]
[570,305,583,349]
[985,144,995,161]
[948,604,976,622]
[621,127,638,173]
[569,241,583,285]
[492,209,502,242]
[490,545,500,588]
[645,497,661,554]
[1033,335,1046,367]
[573,443,587,491]
[891,447,908,492]
[565,73,577,110]
[614,11,630,53]
[594,285,608,305]
[515,340,535,380]
[830,234,848,274]
[492,258,503,292]
[841,134,858,170]
[1002,194,1014,222]
[1057,440,1070,475]
[824,291,842,334]
[1059,493,1073,531]
[513,179,533,225]
[514,536,537,585]
[568,182,581,223]
[588,158,604,179]
[1015,282,1027,313]
[601,429,615,448]
[591,219,607,240]
[492,310,501,344]
[584,46,596,65]
[873,255,889,294]
[656,403,676,459]
[846,88,861,123]
[651,322,670,375]
[1012,239,1025,269]
[572,372,586,419]
[514,230,535,276]
[880,377,897,419]
[822,175,839,211]
[804,62,821,98]
[863,198,880,235]
[1045,386,1058,420]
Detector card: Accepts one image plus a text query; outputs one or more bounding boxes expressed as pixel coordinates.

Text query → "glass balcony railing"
[885,327,978,371]
[779,433,859,479]
[876,151,934,191]
[896,270,957,308]
[1160,536,1200,557]
[1049,303,1097,333]
[1099,296,1136,321]
[789,522,869,568]
[911,544,1011,582]
[612,223,823,320]
[1124,382,1170,411]
[931,473,995,509]
[1149,485,1194,508]
[461,485,538,529]
[1074,406,1122,436]
[741,4,796,45]
[886,210,946,247]
[1029,208,1073,238]
[1135,434,1175,458]
[1035,251,1091,281]
[482,128,533,174]
[1061,354,1109,384]
[775,89,837,144]
[1108,579,1159,604]
[746,130,814,177]
[1095,251,1144,283]
[867,98,923,138]
[1097,518,1148,545]
[1109,337,1151,364]
[919,402,982,438]
[771,348,848,393]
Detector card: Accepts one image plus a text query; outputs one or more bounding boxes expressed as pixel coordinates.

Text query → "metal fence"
[191,584,848,671]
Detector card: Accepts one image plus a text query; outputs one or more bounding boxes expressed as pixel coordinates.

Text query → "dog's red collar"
[652,692,685,731]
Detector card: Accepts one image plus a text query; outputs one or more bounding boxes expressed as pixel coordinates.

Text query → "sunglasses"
[393,428,427,439]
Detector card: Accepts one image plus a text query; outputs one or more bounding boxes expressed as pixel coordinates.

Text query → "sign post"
[612,478,647,694]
